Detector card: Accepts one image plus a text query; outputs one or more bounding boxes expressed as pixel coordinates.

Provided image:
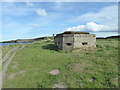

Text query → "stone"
[49,69,60,75]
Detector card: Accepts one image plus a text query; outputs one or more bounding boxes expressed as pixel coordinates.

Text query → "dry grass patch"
[12,64,18,70]
[8,70,27,80]
[73,47,96,53]
[73,62,91,72]
[89,77,96,82]
[53,82,67,88]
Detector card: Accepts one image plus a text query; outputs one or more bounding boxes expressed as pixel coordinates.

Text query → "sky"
[1,2,118,41]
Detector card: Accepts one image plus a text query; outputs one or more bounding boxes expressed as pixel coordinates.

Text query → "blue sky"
[1,2,118,41]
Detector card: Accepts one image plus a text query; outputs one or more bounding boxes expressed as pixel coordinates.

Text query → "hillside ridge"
[1,35,120,43]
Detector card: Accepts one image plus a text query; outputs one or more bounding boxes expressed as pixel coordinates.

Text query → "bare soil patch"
[73,62,91,72]
[19,70,27,74]
[53,82,67,88]
[73,47,96,53]
[8,73,16,80]
[89,77,96,82]
[49,69,60,75]
[8,70,27,80]
[2,46,20,63]
[12,64,17,69]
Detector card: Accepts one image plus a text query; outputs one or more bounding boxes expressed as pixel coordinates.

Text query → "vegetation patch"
[2,38,119,88]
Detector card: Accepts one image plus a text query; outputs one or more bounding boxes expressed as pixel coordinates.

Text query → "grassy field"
[2,39,119,88]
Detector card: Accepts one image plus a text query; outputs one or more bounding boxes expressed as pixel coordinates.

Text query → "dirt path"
[0,45,25,87]
[2,52,16,80]
[2,46,20,63]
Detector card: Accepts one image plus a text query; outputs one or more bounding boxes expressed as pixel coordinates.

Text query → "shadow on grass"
[42,44,60,51]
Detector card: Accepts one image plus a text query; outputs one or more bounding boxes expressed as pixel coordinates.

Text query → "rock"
[49,69,60,75]
[53,83,67,88]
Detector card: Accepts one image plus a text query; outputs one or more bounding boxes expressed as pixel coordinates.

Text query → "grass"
[1,44,23,66]
[1,44,21,58]
[2,39,119,88]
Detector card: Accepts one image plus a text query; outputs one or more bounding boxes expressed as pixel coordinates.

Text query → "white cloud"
[66,22,115,32]
[29,24,41,27]
[36,9,48,16]
[26,2,34,6]
[72,5,118,29]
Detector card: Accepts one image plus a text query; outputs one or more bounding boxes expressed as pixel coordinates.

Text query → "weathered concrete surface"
[54,35,63,49]
[54,32,96,51]
[73,34,96,48]
[63,34,74,51]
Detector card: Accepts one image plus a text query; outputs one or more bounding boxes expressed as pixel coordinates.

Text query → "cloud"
[29,24,41,27]
[36,9,48,16]
[72,5,118,29]
[26,2,34,6]
[66,22,116,32]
